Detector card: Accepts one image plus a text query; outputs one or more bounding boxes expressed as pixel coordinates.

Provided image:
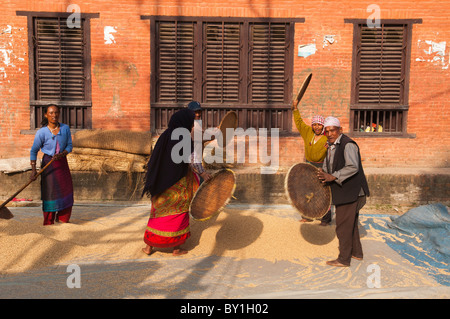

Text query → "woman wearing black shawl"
[142,109,211,256]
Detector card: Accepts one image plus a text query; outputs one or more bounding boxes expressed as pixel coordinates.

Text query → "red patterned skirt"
[144,171,199,248]
[41,153,74,213]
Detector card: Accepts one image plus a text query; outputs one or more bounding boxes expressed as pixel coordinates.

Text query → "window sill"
[347,132,416,138]
[20,129,87,135]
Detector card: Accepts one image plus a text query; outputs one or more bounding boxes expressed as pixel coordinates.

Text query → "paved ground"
[0,202,449,301]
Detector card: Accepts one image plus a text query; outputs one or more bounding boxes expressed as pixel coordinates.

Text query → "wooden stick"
[0,156,59,210]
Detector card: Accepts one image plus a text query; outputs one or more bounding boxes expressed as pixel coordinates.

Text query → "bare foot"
[142,246,153,255]
[172,248,188,256]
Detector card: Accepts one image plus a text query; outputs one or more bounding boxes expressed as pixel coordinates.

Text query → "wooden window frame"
[345,19,421,138]
[141,16,304,134]
[17,11,99,130]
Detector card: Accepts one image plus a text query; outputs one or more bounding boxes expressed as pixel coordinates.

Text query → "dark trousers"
[321,210,332,223]
[335,196,365,265]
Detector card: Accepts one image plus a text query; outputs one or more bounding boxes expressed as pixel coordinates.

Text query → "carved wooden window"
[143,16,304,134]
[346,19,421,136]
[18,11,98,129]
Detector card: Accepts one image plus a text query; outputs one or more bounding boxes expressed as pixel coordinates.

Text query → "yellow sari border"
[146,225,190,237]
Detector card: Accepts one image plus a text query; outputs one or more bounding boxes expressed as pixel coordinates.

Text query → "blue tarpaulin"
[376,203,449,285]
[387,203,450,260]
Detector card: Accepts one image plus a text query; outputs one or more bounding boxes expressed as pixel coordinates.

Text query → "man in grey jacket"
[317,116,370,267]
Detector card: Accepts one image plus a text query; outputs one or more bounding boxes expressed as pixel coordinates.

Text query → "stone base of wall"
[1,167,448,208]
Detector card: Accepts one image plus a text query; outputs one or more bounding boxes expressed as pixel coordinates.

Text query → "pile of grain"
[0,232,85,272]
[68,129,153,173]
[73,130,153,155]
[67,147,148,173]
[0,207,339,275]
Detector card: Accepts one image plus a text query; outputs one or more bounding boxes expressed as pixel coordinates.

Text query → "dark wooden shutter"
[203,22,241,103]
[31,16,92,129]
[346,19,422,136]
[249,23,288,103]
[146,17,300,133]
[155,21,195,103]
[34,17,85,101]
[17,11,97,130]
[356,24,406,105]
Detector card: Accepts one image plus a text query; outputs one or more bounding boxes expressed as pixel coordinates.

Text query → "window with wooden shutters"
[156,21,195,103]
[346,19,421,136]
[18,11,98,130]
[204,22,241,103]
[151,20,195,130]
[35,18,85,102]
[249,23,288,104]
[143,16,303,134]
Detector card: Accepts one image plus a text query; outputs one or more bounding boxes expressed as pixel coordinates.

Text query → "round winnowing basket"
[285,163,331,220]
[218,111,238,148]
[189,169,236,221]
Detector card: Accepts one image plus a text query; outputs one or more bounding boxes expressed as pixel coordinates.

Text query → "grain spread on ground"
[0,206,339,275]
[0,204,447,298]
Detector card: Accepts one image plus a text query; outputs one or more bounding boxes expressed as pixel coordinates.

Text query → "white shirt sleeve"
[331,143,359,185]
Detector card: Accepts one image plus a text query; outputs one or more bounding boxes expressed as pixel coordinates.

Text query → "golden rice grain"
[0,206,338,275]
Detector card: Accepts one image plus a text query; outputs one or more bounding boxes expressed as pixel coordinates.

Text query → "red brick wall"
[0,0,449,168]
